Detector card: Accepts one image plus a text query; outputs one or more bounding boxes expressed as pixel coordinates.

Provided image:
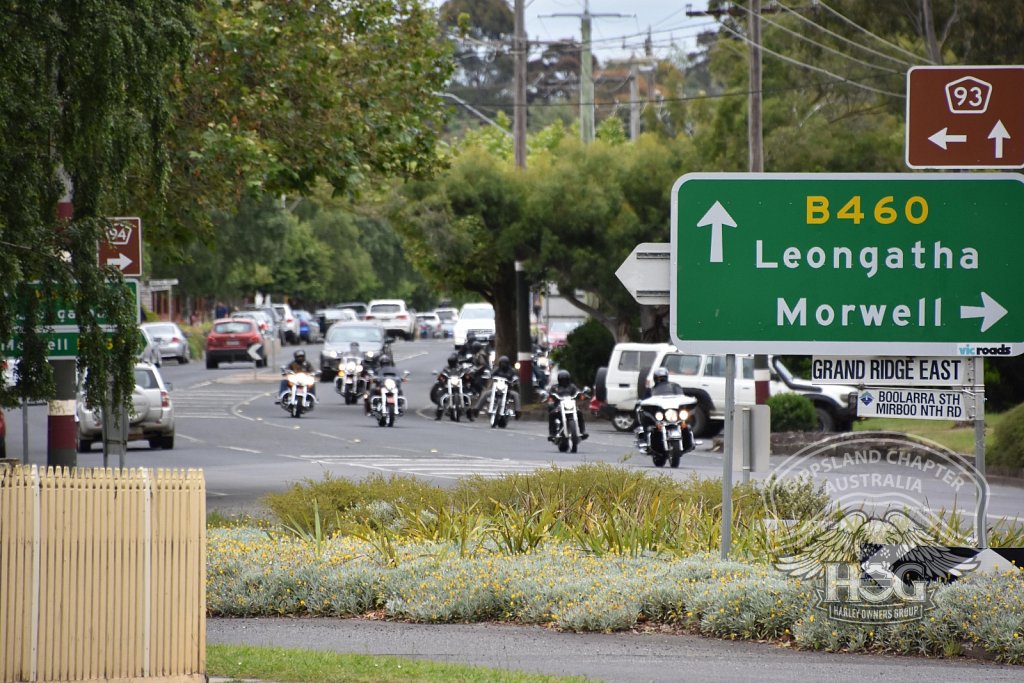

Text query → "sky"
[432,1,714,63]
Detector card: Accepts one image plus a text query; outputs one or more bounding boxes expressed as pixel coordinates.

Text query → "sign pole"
[721,354,735,560]
[974,356,988,547]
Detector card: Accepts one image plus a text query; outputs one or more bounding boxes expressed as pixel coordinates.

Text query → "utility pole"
[543,1,631,144]
[513,0,534,402]
[49,170,78,468]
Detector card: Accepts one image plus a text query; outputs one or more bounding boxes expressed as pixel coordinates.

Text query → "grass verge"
[855,413,1005,455]
[207,644,589,683]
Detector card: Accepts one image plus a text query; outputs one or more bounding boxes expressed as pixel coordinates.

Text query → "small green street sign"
[671,173,1024,357]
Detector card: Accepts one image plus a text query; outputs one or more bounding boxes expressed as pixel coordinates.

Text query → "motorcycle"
[484,373,518,429]
[435,366,473,422]
[367,370,409,427]
[335,355,368,405]
[634,394,698,468]
[544,387,589,453]
[279,368,319,418]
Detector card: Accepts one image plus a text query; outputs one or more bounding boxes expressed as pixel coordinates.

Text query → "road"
[5,337,1023,524]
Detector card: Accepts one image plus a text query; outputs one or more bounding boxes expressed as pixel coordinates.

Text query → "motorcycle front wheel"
[387,409,395,427]
[652,452,668,467]
[569,421,580,453]
[291,402,302,418]
[670,441,682,468]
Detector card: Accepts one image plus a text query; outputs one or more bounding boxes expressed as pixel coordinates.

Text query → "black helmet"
[379,354,393,367]
[466,331,477,342]
[472,341,483,353]
[447,353,459,368]
[294,350,306,362]
[498,355,511,369]
[653,367,669,384]
[557,369,571,387]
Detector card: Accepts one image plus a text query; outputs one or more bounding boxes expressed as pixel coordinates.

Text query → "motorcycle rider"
[546,369,588,442]
[277,350,317,403]
[474,355,521,419]
[464,340,490,415]
[635,368,686,445]
[432,353,461,419]
[364,353,404,416]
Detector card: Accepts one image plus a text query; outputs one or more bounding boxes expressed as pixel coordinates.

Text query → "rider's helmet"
[557,369,571,387]
[379,354,393,367]
[293,350,306,362]
[498,355,511,370]
[447,353,459,369]
[471,341,483,353]
[653,367,669,385]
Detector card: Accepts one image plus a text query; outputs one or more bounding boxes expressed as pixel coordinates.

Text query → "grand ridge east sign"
[670,172,1024,357]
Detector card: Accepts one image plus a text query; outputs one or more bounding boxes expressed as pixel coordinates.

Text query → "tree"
[0,1,197,408]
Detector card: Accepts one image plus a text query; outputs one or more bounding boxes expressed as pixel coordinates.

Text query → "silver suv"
[76,362,175,451]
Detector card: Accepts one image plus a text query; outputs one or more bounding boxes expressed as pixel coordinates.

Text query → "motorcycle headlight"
[324,350,338,359]
[345,361,356,372]
[679,409,689,422]
[665,408,678,422]
[355,364,363,373]
[384,378,397,390]
[655,411,665,421]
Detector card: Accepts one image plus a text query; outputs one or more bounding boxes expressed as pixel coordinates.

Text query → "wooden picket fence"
[0,466,206,683]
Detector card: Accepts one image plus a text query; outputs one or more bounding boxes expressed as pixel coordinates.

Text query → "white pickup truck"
[594,343,859,437]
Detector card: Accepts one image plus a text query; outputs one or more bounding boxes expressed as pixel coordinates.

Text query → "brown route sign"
[98,216,143,277]
[906,66,1024,169]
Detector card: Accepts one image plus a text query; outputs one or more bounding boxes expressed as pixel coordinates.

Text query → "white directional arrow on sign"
[615,242,670,305]
[106,253,133,271]
[960,292,1008,333]
[247,343,263,361]
[988,120,1010,159]
[696,201,737,263]
[928,127,968,149]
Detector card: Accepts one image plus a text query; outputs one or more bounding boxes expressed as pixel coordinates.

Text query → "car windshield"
[326,326,383,344]
[436,310,456,321]
[145,324,176,336]
[550,320,582,333]
[462,307,493,320]
[214,321,254,334]
[371,304,401,314]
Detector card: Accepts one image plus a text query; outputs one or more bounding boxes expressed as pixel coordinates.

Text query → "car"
[140,321,191,364]
[365,299,417,341]
[238,306,285,343]
[452,302,496,349]
[415,312,443,338]
[335,301,368,320]
[544,318,585,349]
[205,318,266,368]
[314,307,358,332]
[319,320,390,381]
[272,303,300,344]
[76,362,175,451]
[138,325,162,367]
[231,310,276,340]
[434,307,458,338]
[294,310,323,343]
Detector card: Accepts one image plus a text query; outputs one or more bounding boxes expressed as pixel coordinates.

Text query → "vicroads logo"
[957,343,1013,356]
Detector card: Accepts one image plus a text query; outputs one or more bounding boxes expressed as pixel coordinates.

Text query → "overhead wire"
[795,0,935,65]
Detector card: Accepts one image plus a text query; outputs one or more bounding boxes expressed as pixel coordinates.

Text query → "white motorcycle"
[545,388,589,453]
[335,355,367,405]
[279,369,319,418]
[436,366,472,422]
[368,371,408,427]
[634,394,697,468]
[485,374,518,429]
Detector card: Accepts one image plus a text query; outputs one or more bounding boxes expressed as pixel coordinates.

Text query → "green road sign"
[671,172,1024,357]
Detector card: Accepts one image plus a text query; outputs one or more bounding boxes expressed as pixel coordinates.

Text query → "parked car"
[365,299,417,341]
[205,318,266,369]
[231,310,276,340]
[237,306,285,343]
[272,303,300,344]
[76,362,175,451]
[140,322,191,364]
[434,307,458,338]
[453,302,496,349]
[294,309,323,343]
[319,320,390,381]
[335,301,368,320]
[415,312,443,338]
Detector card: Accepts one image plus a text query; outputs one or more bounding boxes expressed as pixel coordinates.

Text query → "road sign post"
[671,172,1024,357]
[906,66,1024,169]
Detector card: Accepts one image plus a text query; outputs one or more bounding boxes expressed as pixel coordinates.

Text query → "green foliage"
[767,393,818,432]
[550,319,615,389]
[987,402,1024,470]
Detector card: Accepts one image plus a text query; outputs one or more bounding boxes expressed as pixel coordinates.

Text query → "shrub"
[549,319,614,390]
[767,393,817,432]
[987,401,1024,470]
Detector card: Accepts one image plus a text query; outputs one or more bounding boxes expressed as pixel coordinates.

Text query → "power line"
[806,0,935,65]
[714,17,903,98]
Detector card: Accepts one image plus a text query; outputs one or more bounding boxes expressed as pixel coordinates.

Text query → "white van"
[597,343,858,437]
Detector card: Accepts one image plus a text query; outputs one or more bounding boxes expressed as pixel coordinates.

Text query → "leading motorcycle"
[435,365,473,422]
[279,368,319,418]
[634,394,697,467]
[544,387,589,453]
[484,373,518,429]
[367,370,408,427]
[335,354,368,405]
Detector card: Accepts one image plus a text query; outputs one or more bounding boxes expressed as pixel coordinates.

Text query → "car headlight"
[665,408,679,422]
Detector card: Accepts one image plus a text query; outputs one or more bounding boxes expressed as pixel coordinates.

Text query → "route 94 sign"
[670,173,1024,357]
